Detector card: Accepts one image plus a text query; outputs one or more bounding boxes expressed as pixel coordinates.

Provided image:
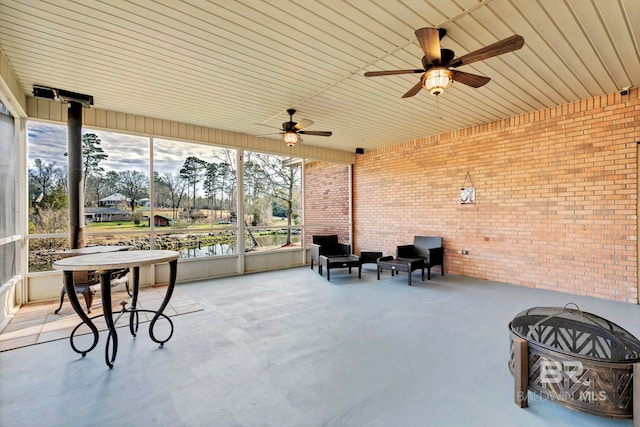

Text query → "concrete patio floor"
[1,265,639,426]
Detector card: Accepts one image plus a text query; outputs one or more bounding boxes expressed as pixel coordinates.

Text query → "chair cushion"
[325,244,344,256]
[412,236,443,258]
[312,235,338,246]
[312,235,347,256]
[313,235,339,254]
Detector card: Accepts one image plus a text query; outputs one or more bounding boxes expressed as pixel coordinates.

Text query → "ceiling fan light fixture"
[423,68,453,96]
[283,130,301,146]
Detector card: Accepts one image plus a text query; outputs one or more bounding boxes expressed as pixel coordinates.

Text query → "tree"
[245,153,301,245]
[47,179,69,210]
[30,208,69,249]
[28,159,68,209]
[153,172,168,208]
[116,170,148,213]
[131,211,144,226]
[29,158,55,200]
[214,149,237,212]
[243,154,265,200]
[155,172,187,219]
[179,156,206,211]
[218,161,235,212]
[82,133,108,196]
[104,171,120,194]
[203,161,218,215]
[53,166,68,195]
[86,174,112,207]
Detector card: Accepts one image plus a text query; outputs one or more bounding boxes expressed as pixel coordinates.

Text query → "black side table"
[360,251,383,268]
[377,256,425,286]
[318,255,361,281]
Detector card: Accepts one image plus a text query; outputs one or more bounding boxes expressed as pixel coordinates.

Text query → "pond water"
[29,230,303,271]
[180,243,235,258]
[179,234,301,258]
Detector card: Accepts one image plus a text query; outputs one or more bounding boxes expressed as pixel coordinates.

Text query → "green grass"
[84,218,293,232]
[86,221,235,232]
[87,221,147,231]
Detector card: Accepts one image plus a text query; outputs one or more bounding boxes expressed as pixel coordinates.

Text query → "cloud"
[27,122,68,167]
[27,121,237,177]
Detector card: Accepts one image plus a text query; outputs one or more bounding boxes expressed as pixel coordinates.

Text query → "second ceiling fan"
[279,109,332,146]
[365,28,524,97]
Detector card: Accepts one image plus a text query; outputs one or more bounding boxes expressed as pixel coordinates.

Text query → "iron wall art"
[460,172,475,204]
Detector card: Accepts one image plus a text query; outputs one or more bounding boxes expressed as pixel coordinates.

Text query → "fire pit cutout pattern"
[508,305,640,421]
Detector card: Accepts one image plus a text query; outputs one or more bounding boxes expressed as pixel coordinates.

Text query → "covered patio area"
[2,267,638,426]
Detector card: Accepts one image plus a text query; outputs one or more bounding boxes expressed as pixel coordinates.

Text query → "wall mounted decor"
[461,172,475,204]
[460,187,475,204]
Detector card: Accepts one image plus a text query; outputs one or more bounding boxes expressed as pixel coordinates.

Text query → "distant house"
[85,207,131,223]
[99,193,130,207]
[150,214,172,227]
[138,198,151,208]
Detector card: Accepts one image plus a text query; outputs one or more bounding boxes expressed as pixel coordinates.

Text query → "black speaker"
[355,147,364,154]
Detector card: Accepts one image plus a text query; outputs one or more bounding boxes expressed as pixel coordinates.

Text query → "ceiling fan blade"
[401,80,424,98]
[298,130,332,137]
[294,119,313,130]
[415,27,441,65]
[364,69,424,77]
[451,70,491,88]
[450,35,524,68]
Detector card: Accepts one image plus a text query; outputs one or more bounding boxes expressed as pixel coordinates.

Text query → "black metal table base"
[63,259,178,368]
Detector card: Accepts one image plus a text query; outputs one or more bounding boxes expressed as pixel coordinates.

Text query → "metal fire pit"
[508,305,640,421]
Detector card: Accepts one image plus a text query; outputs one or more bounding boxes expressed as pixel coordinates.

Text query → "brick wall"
[353,88,640,303]
[304,161,351,245]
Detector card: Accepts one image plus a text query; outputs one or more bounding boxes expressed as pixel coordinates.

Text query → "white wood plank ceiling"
[0,0,638,153]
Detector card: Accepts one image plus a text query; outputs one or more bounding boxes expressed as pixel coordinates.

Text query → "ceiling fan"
[364,28,524,97]
[279,109,332,146]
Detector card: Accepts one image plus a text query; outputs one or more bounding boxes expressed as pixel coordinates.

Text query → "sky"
[27,120,235,177]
